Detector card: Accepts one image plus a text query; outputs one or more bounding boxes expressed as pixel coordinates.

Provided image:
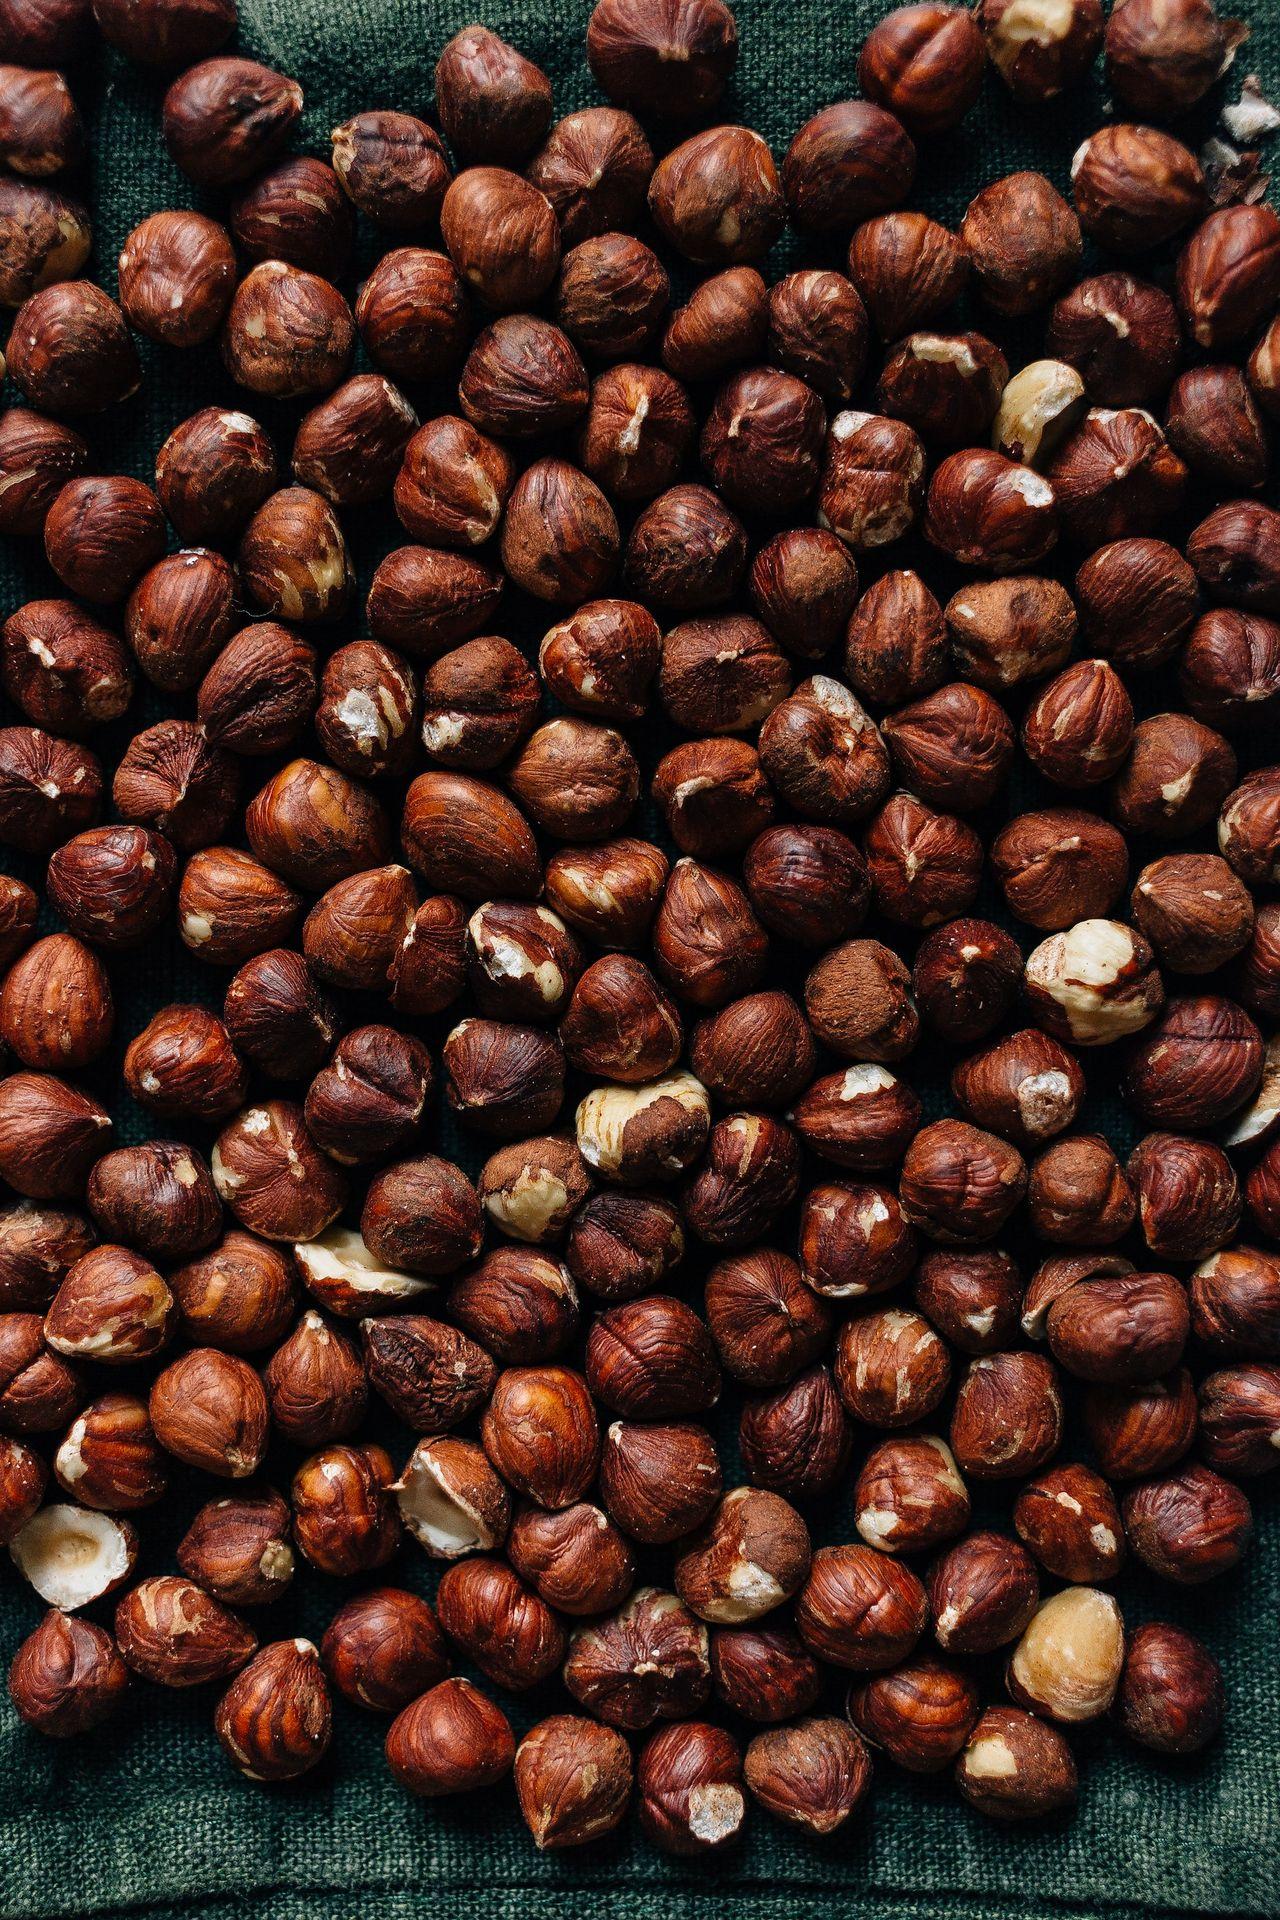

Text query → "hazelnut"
[481,1364,599,1508]
[952,1031,1084,1150]
[1126,993,1263,1129]
[125,549,239,697]
[440,166,559,312]
[1024,919,1164,1046]
[1014,1464,1125,1583]
[355,248,469,382]
[0,1315,84,1434]
[304,1026,431,1165]
[950,1351,1063,1479]
[928,1531,1039,1654]
[586,0,737,118]
[435,25,550,160]
[1105,0,1245,114]
[212,1103,345,1244]
[1052,1264,1191,1384]
[863,792,982,928]
[705,1249,832,1389]
[501,459,620,606]
[387,1678,514,1797]
[738,1366,852,1503]
[743,825,869,947]
[586,1295,720,1420]
[1047,408,1188,550]
[1071,122,1207,255]
[766,270,867,403]
[390,897,469,1017]
[638,1721,745,1856]
[858,4,984,134]
[1129,1133,1241,1261]
[8,1609,128,1738]
[833,1307,948,1433]
[1199,1363,1280,1476]
[229,156,354,278]
[0,1071,111,1200]
[853,1433,970,1555]
[115,1576,256,1687]
[11,1504,137,1609]
[955,1706,1076,1820]
[980,0,1104,99]
[649,127,783,266]
[330,111,449,229]
[478,1137,592,1246]
[449,1246,578,1365]
[459,314,588,439]
[223,949,337,1080]
[566,1190,684,1302]
[652,740,774,860]
[700,367,825,518]
[0,179,91,311]
[761,677,890,825]
[44,477,165,608]
[795,1543,927,1671]
[900,1120,1027,1244]
[993,810,1129,933]
[507,1503,634,1617]
[849,1658,980,1774]
[882,683,1016,812]
[292,1443,400,1577]
[293,377,418,509]
[162,55,301,186]
[1048,274,1181,412]
[93,0,235,63]
[817,410,925,553]
[0,409,89,538]
[0,64,82,176]
[683,1113,800,1247]
[1027,1136,1137,1248]
[710,1626,821,1724]
[362,1317,494,1432]
[792,1064,921,1172]
[564,1588,709,1728]
[1167,366,1270,493]
[0,933,112,1073]
[44,1245,174,1366]
[193,625,317,761]
[1190,499,1280,615]
[154,407,277,547]
[946,576,1077,692]
[1084,1370,1198,1480]
[878,332,1007,451]
[1177,204,1280,352]
[177,1488,295,1608]
[1114,712,1237,841]
[662,265,768,383]
[625,483,748,613]
[417,636,539,768]
[117,210,235,346]
[674,1487,810,1624]
[435,1557,565,1692]
[799,1179,917,1299]
[912,919,1022,1045]
[1220,767,1280,881]
[362,1156,482,1277]
[690,992,815,1111]
[239,490,353,624]
[561,955,681,1085]
[1022,662,1135,791]
[1116,1622,1224,1755]
[993,358,1087,467]
[651,860,768,1009]
[528,106,653,247]
[0,1206,93,1314]
[1122,1461,1252,1583]
[847,210,968,338]
[926,448,1058,573]
[599,1419,722,1544]
[146,1349,267,1481]
[748,529,860,661]
[86,1139,221,1261]
[961,172,1082,316]
[320,1587,448,1715]
[8,281,140,415]
[513,1714,632,1849]
[393,1435,510,1559]
[743,1718,871,1834]
[443,1018,565,1138]
[558,237,669,363]
[506,718,638,843]
[214,1639,331,1783]
[170,1232,296,1356]
[783,100,916,231]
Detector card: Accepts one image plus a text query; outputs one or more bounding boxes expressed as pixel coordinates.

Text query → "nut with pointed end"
[387,1676,514,1796]
[215,1639,331,1781]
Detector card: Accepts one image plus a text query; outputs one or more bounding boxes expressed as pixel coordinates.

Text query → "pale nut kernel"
[1024,920,1164,1045]
[575,1072,711,1184]
[992,359,1086,466]
[1007,1585,1125,1723]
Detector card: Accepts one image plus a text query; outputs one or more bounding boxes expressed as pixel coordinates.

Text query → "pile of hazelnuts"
[0,0,1279,1859]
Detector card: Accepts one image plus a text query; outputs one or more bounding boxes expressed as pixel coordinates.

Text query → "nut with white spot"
[1024,919,1164,1045]
[674,1487,811,1624]
[576,1071,710,1184]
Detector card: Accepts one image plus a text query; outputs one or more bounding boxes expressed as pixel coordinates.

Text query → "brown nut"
[952,1031,1084,1150]
[0,933,112,1073]
[799,1179,916,1301]
[599,1419,721,1545]
[43,479,164,606]
[817,411,925,554]
[794,1543,927,1671]
[435,1557,565,1692]
[1013,1464,1126,1583]
[85,1139,220,1261]
[913,919,1022,1046]
[833,1308,950,1428]
[928,1530,1039,1654]
[0,179,91,311]
[53,1393,165,1511]
[0,409,89,538]
[214,1638,331,1782]
[7,1609,128,1738]
[848,1657,980,1774]
[566,1191,684,1303]
[586,0,737,118]
[1083,1370,1198,1480]
[292,1443,400,1577]
[8,281,139,415]
[674,1487,810,1625]
[117,210,235,347]
[637,1721,745,1856]
[863,792,982,929]
[994,811,1129,933]
[960,171,1082,316]
[529,105,653,247]
[320,1586,449,1715]
[739,1365,852,1504]
[229,155,353,277]
[783,102,916,232]
[955,1705,1077,1820]
[1027,1136,1137,1248]
[564,1587,710,1728]
[355,248,469,382]
[926,448,1058,573]
[980,0,1104,100]
[900,1120,1027,1244]
[147,1349,268,1480]
[387,1677,514,1797]
[478,1137,592,1247]
[507,1502,634,1617]
[853,1433,970,1555]
[177,1488,295,1608]
[211,1103,346,1244]
[513,1714,632,1850]
[481,1364,600,1508]
[649,127,783,266]
[950,1351,1063,1479]
[45,1245,174,1366]
[913,1248,1023,1356]
[1122,1461,1252,1583]
[434,24,550,161]
[586,1295,720,1420]
[705,1250,831,1390]
[115,1576,256,1687]
[162,56,301,186]
[222,262,353,402]
[743,1718,871,1835]
[883,683,1016,812]
[858,4,985,134]
[945,576,1076,691]
[1116,1622,1224,1755]
[710,1626,821,1725]
[848,211,968,338]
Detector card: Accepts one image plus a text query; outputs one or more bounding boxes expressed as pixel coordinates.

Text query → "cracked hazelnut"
[674,1487,810,1625]
[394,1436,510,1558]
[980,0,1103,99]
[12,1503,137,1608]
[817,411,925,552]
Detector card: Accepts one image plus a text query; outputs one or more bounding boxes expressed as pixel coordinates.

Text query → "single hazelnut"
[912,919,1022,1044]
[955,1706,1076,1820]
[817,410,925,553]
[705,1249,832,1389]
[566,1191,684,1302]
[1122,1462,1252,1584]
[0,409,89,538]
[1014,1464,1126,1583]
[507,1503,634,1617]
[435,25,551,161]
[961,172,1082,316]
[320,1586,449,1713]
[799,1179,917,1299]
[361,1156,482,1277]
[177,1488,295,1608]
[356,248,470,382]
[792,1064,921,1172]
[11,1504,137,1609]
[8,1609,128,1738]
[847,210,968,338]
[212,1103,346,1245]
[481,1364,600,1508]
[362,1316,494,1432]
[527,106,654,247]
[795,1543,927,1671]
[710,1626,821,1724]
[743,825,869,947]
[441,167,560,312]
[638,1721,745,1856]
[586,0,738,118]
[162,56,302,187]
[0,1071,111,1200]
[564,1587,710,1728]
[223,949,337,1080]
[1126,994,1263,1129]
[8,281,139,415]
[980,0,1104,99]
[674,1487,811,1624]
[331,111,450,228]
[743,1719,871,1834]
[214,1638,332,1781]
[1027,1136,1137,1248]
[0,933,112,1073]
[900,1120,1027,1244]
[513,1714,632,1849]
[587,1295,720,1419]
[478,1137,592,1246]
[0,179,91,311]
[649,127,783,266]
[914,1250,1023,1356]
[598,1419,722,1544]
[390,897,469,1018]
[292,1443,400,1577]
[117,210,235,346]
[783,101,916,231]
[926,448,1058,573]
[881,683,1017,812]
[853,1432,970,1555]
[115,1576,256,1687]
[222,262,353,401]
[387,1678,514,1796]
[435,1557,565,1692]
[928,1531,1039,1654]
[393,1435,510,1559]
[950,1351,1063,1479]
[229,156,354,278]
[849,1658,981,1773]
[1084,1371,1199,1480]
[1116,1622,1224,1754]
[863,792,982,929]
[738,1365,852,1504]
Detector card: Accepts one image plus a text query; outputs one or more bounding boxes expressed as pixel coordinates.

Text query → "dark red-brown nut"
[683,1114,800,1248]
[636,1722,745,1856]
[0,877,37,978]
[746,530,858,663]
[586,1296,720,1421]
[393,416,512,553]
[0,179,91,310]
[229,157,354,278]
[359,1316,493,1431]
[291,1443,400,1577]
[1084,1370,1198,1480]
[914,1249,1023,1356]
[674,1486,810,1626]
[625,484,748,613]
[1220,767,1280,882]
[435,1557,565,1692]
[293,376,418,510]
[539,602,660,726]
[117,210,235,347]
[850,1656,981,1777]
[794,1542,927,1671]
[926,448,1058,573]
[1116,1622,1224,1755]
[1069,123,1206,255]
[387,1677,514,1797]
[952,1031,1084,1151]
[1075,538,1199,673]
[742,825,869,949]
[514,1713,632,1850]
[766,270,867,403]
[303,1027,431,1167]
[222,264,353,403]
[927,1531,1039,1655]
[0,1296,85,1409]
[264,1312,367,1447]
[402,773,540,903]
[124,549,238,697]
[162,55,301,186]
[743,1718,872,1835]
[945,576,1076,692]
[507,1503,634,1617]
[431,24,550,163]
[417,637,538,773]
[393,1434,510,1559]
[311,643,416,782]
[847,211,968,339]
[330,111,450,228]
[50,1391,165,1510]
[1115,713,1237,842]
[560,955,682,1085]
[759,676,890,825]
[649,127,783,267]
[1026,1136,1137,1247]
[858,3,984,133]
[169,1232,296,1356]
[1177,205,1280,353]
[0,934,111,1073]
[577,364,693,504]
[598,1420,721,1544]
[662,266,768,384]
[481,1364,600,1508]
[803,938,917,1063]
[900,1121,1027,1245]
[1023,919,1165,1047]
[913,919,1022,1045]
[863,793,982,929]
[961,172,1082,316]
[238,490,353,625]
[1104,0,1246,116]
[564,1587,710,1728]
[110,722,235,855]
[86,1140,220,1261]
[211,1102,346,1244]
[950,1351,1063,1479]
[360,1156,482,1279]
[1022,661,1134,790]
[0,1433,47,1542]
[468,902,583,1029]
[979,0,1103,98]
[1180,607,1280,730]
[7,1609,128,1739]
[2,601,128,739]
[658,616,790,739]
[245,758,388,893]
[700,368,825,518]
[0,1072,111,1200]
[782,99,916,234]
[91,0,233,63]
[506,718,636,844]
[1126,995,1263,1130]
[704,1249,831,1390]
[853,1430,969,1554]
[1129,853,1253,976]
[690,993,815,1113]
[557,237,669,363]
[1127,1134,1240,1263]
[443,1018,565,1139]
[1166,367,1270,493]
[147,1349,268,1481]
[955,1706,1077,1820]
[877,332,1007,450]
[155,407,277,548]
[650,861,767,1012]
[587,0,737,117]
[1198,1364,1280,1476]
[448,1246,579,1365]
[459,314,589,442]
[356,249,470,383]
[566,1191,684,1302]
[816,411,925,554]
[710,1626,821,1724]
[222,949,336,1082]
[528,106,653,247]
[44,477,164,608]
[1014,1464,1126,1584]
[1047,409,1188,550]
[799,1180,916,1302]
[1047,274,1181,411]
[214,1638,333,1782]
[389,896,468,1019]
[500,459,620,607]
[8,281,139,416]
[0,410,88,539]
[115,1577,256,1688]
[0,62,81,175]
[1236,904,1280,1021]
[1122,1462,1253,1584]
[440,167,560,313]
[991,809,1129,932]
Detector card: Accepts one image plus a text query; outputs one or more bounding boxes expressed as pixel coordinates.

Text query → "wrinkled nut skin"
[435,26,552,162]
[291,1443,400,1577]
[481,1365,600,1508]
[709,1624,821,1724]
[636,1720,745,1856]
[950,1352,1063,1481]
[322,1589,449,1714]
[436,1555,565,1693]
[387,1676,515,1796]
[8,1609,127,1739]
[114,1576,256,1687]
[649,127,784,268]
[848,1656,981,1773]
[928,1530,1039,1655]
[514,1713,633,1850]
[177,1488,295,1608]
[743,1717,872,1834]
[1116,1622,1224,1755]
[264,1311,367,1448]
[163,58,303,189]
[955,1705,1077,1820]
[563,1587,710,1729]
[149,1349,269,1480]
[673,1485,811,1625]
[214,1638,332,1781]
[598,1419,722,1545]
[1121,1463,1253,1584]
[507,1503,635,1616]
[794,1543,927,1671]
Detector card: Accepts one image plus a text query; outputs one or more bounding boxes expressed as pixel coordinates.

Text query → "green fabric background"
[1,2,1279,1916]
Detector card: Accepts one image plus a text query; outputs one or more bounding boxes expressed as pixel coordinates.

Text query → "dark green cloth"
[2,2,1280,1917]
